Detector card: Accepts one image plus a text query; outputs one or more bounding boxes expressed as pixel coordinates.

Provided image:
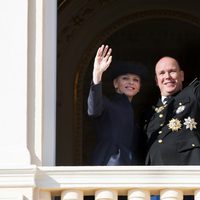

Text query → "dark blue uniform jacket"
[144,78,200,165]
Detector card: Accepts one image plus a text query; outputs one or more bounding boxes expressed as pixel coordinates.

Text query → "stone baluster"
[61,190,83,200]
[160,189,183,200]
[95,189,118,200]
[194,190,200,200]
[128,189,150,200]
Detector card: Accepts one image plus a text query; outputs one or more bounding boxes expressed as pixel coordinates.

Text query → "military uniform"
[144,78,200,165]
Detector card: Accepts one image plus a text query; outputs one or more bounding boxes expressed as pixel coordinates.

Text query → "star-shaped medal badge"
[183,117,197,131]
[168,118,182,132]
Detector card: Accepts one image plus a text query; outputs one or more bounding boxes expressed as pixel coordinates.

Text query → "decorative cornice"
[0,165,37,188]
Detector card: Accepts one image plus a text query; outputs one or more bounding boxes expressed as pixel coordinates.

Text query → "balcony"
[1,166,200,200]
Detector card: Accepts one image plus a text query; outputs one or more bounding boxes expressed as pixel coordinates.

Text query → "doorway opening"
[56,10,200,166]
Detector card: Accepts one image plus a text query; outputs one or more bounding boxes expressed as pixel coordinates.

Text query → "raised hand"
[93,45,112,84]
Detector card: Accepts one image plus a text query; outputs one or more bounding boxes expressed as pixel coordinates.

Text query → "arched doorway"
[81,17,200,165]
[57,3,200,166]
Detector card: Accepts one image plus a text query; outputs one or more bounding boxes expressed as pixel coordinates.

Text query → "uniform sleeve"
[193,79,200,105]
[87,82,104,117]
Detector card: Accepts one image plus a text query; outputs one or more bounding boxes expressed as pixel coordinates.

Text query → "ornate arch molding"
[73,9,200,165]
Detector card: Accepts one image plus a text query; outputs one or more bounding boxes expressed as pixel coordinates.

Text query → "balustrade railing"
[0,166,200,200]
[36,166,200,200]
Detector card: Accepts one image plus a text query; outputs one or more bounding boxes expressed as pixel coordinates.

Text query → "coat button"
[159,114,163,118]
[160,123,164,127]
[192,144,195,147]
[159,131,162,134]
[158,139,163,143]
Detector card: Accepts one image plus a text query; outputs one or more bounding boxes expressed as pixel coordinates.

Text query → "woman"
[87,45,145,165]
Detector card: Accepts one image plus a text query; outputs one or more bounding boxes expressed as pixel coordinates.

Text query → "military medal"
[154,105,167,113]
[176,105,185,114]
[183,117,197,131]
[168,118,182,132]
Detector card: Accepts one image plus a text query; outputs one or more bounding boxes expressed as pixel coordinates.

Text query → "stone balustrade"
[0,166,200,200]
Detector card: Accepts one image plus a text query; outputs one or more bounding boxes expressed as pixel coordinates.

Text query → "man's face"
[155,57,184,96]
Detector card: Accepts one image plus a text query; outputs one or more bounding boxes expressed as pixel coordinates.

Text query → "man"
[144,56,200,165]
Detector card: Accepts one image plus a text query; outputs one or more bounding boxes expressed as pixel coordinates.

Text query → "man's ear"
[181,70,184,81]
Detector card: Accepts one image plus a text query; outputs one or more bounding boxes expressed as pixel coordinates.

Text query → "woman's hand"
[93,45,112,84]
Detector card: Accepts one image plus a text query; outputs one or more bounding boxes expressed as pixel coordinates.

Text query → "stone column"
[28,0,57,166]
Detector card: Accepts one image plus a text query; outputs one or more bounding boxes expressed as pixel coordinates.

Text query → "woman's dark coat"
[87,83,142,165]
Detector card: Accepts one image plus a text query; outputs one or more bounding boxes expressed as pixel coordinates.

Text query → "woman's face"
[113,73,141,101]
